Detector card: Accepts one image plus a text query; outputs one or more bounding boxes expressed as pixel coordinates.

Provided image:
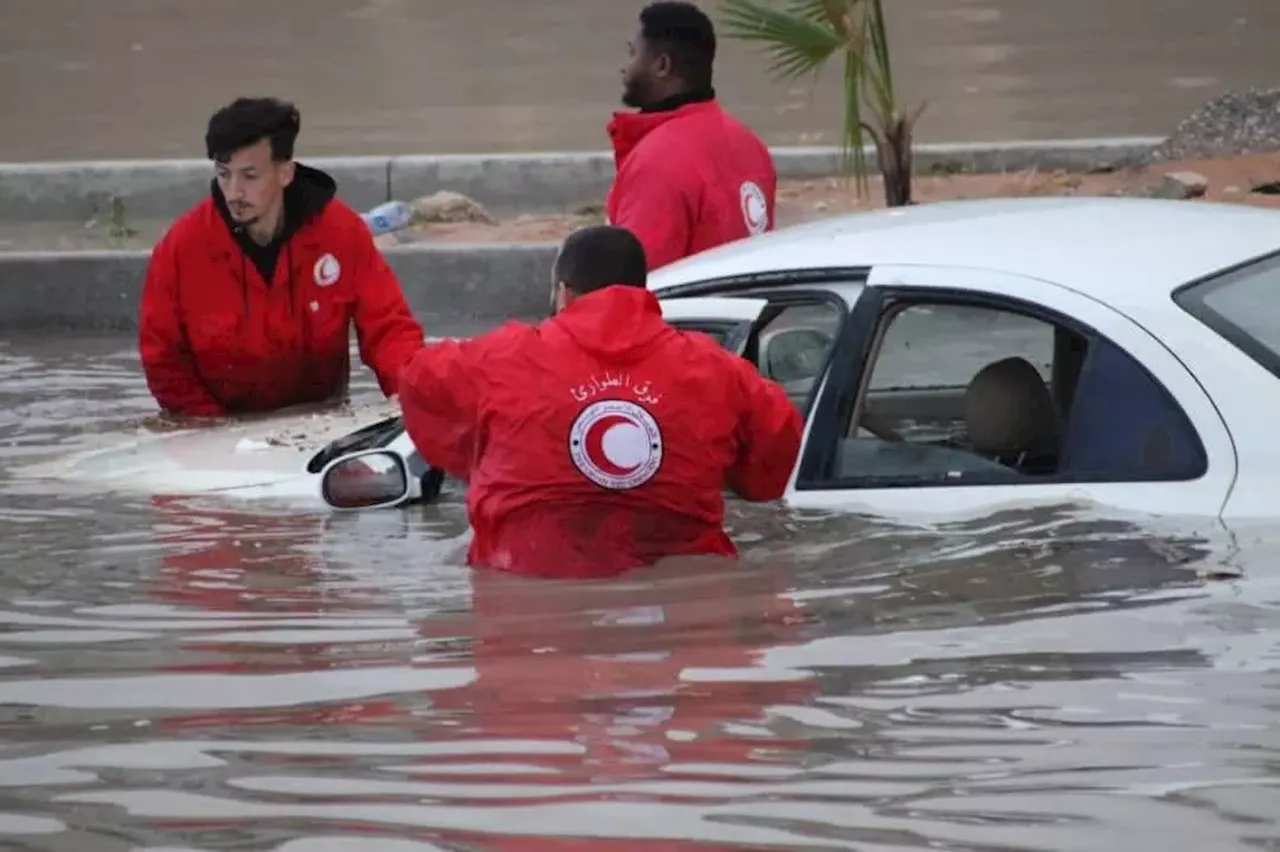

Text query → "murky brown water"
[1,0,1278,161]
[0,334,1278,850]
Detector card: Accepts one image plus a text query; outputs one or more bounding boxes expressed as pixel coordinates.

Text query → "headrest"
[964,356,1058,459]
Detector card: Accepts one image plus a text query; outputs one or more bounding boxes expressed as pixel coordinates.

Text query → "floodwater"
[1,0,1279,161]
[1,332,1279,851]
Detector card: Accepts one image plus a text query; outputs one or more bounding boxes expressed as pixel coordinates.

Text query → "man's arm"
[724,355,805,502]
[399,337,483,481]
[138,233,225,418]
[349,217,426,398]
[608,157,693,271]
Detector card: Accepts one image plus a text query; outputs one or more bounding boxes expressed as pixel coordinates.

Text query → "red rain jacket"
[606,98,777,270]
[138,165,424,417]
[399,284,803,578]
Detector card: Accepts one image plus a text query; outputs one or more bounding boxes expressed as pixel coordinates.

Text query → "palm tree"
[718,0,925,207]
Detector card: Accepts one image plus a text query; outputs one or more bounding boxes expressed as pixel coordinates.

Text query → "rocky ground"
[1146,87,1280,162]
[374,151,1280,246]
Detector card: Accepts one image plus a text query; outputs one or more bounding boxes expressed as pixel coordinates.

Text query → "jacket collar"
[606,96,721,167]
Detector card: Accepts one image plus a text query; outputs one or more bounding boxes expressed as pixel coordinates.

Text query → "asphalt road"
[1,0,1277,161]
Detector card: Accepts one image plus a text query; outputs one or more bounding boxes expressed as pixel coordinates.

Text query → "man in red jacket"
[399,225,803,578]
[607,1,777,270]
[138,97,425,418]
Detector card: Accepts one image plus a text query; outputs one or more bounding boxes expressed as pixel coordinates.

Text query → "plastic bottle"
[361,200,414,236]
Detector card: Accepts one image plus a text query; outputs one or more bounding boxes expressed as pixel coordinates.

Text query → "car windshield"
[1175,251,1280,378]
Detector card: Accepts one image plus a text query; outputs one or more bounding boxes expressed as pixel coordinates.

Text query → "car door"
[658,295,768,355]
[790,264,1236,519]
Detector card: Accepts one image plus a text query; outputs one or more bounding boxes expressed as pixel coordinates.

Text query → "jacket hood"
[211,162,337,242]
[607,98,721,167]
[549,285,671,362]
[209,163,339,313]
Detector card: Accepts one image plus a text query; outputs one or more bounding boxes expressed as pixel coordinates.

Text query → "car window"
[869,303,1053,390]
[1062,336,1206,480]
[664,320,731,345]
[754,301,843,415]
[664,318,757,356]
[823,298,1205,486]
[1175,251,1280,379]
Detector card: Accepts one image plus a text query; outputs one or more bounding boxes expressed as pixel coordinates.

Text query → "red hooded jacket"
[399,285,803,578]
[138,165,425,417]
[606,97,777,271]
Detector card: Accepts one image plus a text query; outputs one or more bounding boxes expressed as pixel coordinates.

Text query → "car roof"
[647,196,1280,304]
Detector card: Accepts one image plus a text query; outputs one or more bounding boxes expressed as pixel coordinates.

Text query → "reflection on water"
[0,334,1278,850]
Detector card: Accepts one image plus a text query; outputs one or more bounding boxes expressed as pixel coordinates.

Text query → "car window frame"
[1172,247,1280,381]
[741,295,848,419]
[651,267,870,453]
[796,285,1209,491]
[665,318,755,354]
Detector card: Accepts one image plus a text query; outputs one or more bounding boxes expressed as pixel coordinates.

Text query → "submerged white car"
[36,196,1280,522]
[31,296,830,512]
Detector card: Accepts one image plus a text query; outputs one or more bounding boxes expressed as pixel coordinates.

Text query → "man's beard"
[228,205,258,225]
[621,79,647,109]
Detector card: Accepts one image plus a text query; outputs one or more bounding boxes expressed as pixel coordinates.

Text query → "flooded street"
[0,335,1277,850]
[4,0,1280,845]
[1,0,1278,160]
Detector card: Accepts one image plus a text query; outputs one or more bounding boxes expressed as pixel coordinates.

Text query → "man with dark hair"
[138,96,425,418]
[399,225,802,578]
[607,1,777,270]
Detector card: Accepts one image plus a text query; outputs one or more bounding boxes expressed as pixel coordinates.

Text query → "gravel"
[1147,87,1280,163]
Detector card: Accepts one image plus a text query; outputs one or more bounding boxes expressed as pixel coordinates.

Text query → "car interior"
[836,304,1092,483]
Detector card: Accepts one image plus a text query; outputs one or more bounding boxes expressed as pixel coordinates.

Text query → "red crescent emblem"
[583,414,637,477]
[568,399,664,490]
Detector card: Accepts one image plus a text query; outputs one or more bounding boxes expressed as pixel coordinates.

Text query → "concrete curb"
[0,137,1163,224]
[0,243,559,332]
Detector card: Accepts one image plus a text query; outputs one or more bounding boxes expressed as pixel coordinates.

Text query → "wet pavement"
[0,333,1278,850]
[1,0,1278,161]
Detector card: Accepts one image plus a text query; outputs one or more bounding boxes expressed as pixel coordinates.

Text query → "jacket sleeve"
[349,217,426,398]
[399,337,482,481]
[608,156,693,271]
[137,232,225,417]
[725,356,804,502]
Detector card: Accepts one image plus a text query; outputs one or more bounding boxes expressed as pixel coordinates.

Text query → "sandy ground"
[378,151,1280,245]
[0,0,1278,161]
[4,150,1274,252]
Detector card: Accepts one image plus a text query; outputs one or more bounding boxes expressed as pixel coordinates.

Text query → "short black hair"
[205,97,301,163]
[639,1,717,90]
[553,226,648,294]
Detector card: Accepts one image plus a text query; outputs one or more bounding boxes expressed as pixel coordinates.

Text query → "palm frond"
[718,0,916,203]
[841,48,871,197]
[719,0,846,81]
[780,0,852,33]
[862,0,895,115]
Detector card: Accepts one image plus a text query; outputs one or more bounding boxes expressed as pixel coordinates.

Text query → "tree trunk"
[864,106,925,208]
[879,117,914,207]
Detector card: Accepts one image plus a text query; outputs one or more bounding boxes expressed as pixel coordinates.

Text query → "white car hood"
[23,400,402,497]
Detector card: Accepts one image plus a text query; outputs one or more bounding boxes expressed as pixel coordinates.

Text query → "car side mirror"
[320,449,411,510]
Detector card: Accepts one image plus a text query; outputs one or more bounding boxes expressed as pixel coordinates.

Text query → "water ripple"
[0,334,1278,849]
